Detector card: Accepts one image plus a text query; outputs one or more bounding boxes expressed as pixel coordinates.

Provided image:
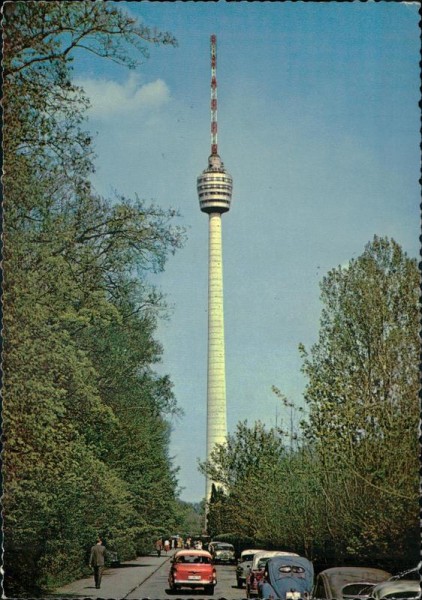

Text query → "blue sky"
[72,2,420,503]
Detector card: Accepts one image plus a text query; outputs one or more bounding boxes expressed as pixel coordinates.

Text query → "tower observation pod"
[197,34,233,506]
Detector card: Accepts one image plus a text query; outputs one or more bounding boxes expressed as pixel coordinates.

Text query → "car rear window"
[278,566,305,574]
[342,583,375,598]
[176,555,211,564]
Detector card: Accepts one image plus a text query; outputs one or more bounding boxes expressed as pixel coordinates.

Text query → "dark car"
[259,554,314,600]
[105,550,120,567]
[312,567,392,600]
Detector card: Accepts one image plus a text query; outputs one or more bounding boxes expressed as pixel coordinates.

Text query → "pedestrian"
[164,539,170,553]
[155,539,163,557]
[89,536,106,590]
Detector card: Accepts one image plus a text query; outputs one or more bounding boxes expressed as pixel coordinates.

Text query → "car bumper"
[172,579,216,586]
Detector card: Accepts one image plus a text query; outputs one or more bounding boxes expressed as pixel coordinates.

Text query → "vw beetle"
[247,551,299,598]
[259,554,314,600]
[312,567,392,600]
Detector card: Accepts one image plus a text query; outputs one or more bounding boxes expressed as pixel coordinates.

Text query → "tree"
[198,237,418,570]
[199,421,290,541]
[3,3,185,594]
[299,236,419,566]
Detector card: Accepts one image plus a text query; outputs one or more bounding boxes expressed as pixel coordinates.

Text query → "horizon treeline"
[3,3,187,596]
[202,236,419,573]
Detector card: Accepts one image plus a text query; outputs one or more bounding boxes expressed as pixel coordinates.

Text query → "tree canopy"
[3,2,185,595]
[203,237,419,571]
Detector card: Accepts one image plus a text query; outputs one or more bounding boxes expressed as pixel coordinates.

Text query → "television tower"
[197,35,233,502]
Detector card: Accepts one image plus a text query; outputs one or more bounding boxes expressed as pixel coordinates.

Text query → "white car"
[368,580,421,600]
[209,541,236,564]
[236,549,264,588]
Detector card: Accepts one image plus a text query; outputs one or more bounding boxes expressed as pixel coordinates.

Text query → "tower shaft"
[206,212,227,501]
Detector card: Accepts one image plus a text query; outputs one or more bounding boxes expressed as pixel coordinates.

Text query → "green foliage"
[300,236,419,565]
[174,501,205,536]
[3,2,184,595]
[204,237,419,571]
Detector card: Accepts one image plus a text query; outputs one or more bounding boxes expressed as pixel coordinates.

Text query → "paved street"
[49,551,247,600]
[50,552,175,599]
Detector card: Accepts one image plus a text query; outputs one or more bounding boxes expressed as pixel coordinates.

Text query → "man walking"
[89,537,106,589]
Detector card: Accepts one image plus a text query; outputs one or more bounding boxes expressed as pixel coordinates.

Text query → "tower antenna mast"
[210,34,218,156]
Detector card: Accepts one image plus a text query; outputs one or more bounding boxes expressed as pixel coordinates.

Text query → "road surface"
[51,551,248,599]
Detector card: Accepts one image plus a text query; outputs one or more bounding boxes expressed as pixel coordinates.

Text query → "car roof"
[251,550,299,570]
[174,549,212,558]
[267,554,313,573]
[370,579,421,600]
[318,567,392,597]
[213,542,233,547]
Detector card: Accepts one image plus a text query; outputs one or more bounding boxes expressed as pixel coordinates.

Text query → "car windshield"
[215,544,233,551]
[258,558,271,570]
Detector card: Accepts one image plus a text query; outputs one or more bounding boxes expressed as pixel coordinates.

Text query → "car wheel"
[204,585,215,595]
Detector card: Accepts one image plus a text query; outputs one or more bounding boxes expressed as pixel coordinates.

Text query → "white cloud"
[76,73,171,119]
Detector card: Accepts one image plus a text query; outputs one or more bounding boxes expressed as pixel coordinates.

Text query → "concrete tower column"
[206,212,227,501]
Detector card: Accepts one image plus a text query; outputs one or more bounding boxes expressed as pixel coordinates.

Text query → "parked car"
[208,541,236,564]
[368,579,421,600]
[168,549,217,595]
[236,549,264,588]
[105,550,120,567]
[259,554,314,600]
[312,567,392,600]
[246,551,299,598]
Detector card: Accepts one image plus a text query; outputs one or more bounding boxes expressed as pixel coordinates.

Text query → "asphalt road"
[51,551,248,600]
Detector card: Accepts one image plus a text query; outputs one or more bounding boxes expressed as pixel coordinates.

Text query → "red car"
[168,549,217,595]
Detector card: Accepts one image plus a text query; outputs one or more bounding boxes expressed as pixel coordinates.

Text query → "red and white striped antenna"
[210,34,218,156]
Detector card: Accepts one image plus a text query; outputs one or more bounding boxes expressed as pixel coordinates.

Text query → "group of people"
[154,536,203,556]
[155,537,183,556]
